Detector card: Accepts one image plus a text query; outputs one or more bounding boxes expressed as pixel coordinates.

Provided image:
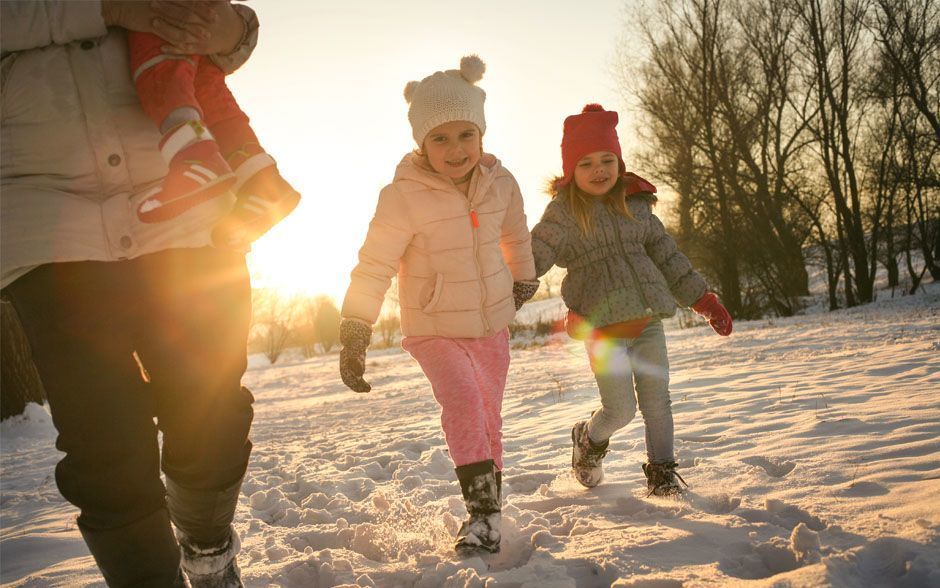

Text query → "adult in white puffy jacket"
[1,2,259,585]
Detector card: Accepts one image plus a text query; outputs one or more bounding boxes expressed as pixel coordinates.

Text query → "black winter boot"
[79,507,186,587]
[166,476,244,587]
[642,461,688,497]
[454,460,501,555]
[178,526,242,587]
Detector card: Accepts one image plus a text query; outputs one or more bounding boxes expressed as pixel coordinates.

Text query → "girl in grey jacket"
[530,104,732,496]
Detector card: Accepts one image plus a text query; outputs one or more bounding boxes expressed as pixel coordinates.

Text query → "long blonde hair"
[547,176,633,236]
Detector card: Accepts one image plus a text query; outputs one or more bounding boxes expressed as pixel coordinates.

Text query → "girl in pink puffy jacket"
[337,55,538,556]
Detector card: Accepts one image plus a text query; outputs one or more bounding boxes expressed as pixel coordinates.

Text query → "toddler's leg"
[586,338,639,442]
[631,320,674,463]
[468,329,510,471]
[570,338,635,488]
[401,337,493,467]
[129,32,235,223]
[633,321,686,495]
[402,335,503,554]
[129,32,200,128]
[194,61,300,247]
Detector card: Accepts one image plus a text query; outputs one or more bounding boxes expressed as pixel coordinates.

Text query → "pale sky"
[229,0,646,301]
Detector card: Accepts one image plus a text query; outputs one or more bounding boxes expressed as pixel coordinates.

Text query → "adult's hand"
[101,1,208,37]
[153,1,246,56]
[101,1,242,56]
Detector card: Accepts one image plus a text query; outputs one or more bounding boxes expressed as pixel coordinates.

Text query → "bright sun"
[246,218,351,304]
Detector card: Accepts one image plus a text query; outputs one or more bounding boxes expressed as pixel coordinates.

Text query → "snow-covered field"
[2,284,939,587]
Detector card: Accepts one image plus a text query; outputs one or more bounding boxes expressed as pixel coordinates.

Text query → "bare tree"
[628,0,817,316]
[868,0,940,143]
[251,288,299,364]
[625,0,936,313]
[314,296,341,353]
[371,277,401,348]
[792,0,881,304]
[0,297,45,420]
[629,0,746,314]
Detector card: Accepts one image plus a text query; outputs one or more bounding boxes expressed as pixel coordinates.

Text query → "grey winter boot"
[79,507,187,587]
[454,460,501,555]
[642,461,688,497]
[571,420,609,488]
[166,476,244,587]
[178,526,242,587]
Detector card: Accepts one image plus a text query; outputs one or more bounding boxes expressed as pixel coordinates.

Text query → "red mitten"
[691,292,733,336]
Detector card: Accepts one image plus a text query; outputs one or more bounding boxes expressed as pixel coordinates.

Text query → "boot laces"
[644,461,688,497]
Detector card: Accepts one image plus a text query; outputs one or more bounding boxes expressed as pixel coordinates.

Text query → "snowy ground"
[2,284,939,587]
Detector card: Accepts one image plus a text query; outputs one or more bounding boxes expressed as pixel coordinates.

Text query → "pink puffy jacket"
[342,152,535,338]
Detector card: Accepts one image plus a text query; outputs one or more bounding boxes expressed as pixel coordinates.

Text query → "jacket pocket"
[421,273,445,313]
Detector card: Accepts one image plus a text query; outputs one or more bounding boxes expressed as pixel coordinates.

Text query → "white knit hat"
[404,55,487,145]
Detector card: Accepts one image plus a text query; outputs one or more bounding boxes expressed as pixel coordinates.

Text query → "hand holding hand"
[339,318,373,393]
[691,292,733,336]
[512,280,540,311]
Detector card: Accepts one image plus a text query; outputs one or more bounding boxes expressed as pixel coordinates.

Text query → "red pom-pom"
[582,103,605,113]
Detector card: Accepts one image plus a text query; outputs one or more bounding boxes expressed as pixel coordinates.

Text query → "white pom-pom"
[403,80,419,103]
[460,55,485,83]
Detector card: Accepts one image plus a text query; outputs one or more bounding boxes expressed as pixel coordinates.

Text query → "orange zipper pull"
[470,209,479,228]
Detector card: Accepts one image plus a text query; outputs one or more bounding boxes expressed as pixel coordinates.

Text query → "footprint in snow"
[684,491,741,514]
[680,434,722,443]
[742,456,796,478]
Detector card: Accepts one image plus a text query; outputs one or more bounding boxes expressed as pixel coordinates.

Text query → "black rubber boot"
[454,460,501,555]
[79,507,186,587]
[166,476,244,587]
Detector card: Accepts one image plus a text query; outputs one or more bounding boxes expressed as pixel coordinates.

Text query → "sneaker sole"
[138,174,237,224]
[213,188,301,247]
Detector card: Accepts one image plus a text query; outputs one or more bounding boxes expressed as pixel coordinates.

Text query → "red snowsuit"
[128,32,259,162]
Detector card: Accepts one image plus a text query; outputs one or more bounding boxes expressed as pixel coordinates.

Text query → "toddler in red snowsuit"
[128,31,299,246]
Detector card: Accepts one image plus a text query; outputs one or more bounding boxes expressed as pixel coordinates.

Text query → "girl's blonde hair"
[547,176,634,236]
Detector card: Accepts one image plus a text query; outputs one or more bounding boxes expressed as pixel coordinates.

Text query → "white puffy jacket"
[0,1,258,288]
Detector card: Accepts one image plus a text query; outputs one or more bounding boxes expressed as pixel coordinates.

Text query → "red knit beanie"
[557,104,625,189]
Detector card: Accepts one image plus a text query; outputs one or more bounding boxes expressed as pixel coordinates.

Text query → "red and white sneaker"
[211,153,301,248]
[137,121,236,223]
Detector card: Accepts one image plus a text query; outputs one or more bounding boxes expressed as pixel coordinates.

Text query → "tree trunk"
[1,298,46,420]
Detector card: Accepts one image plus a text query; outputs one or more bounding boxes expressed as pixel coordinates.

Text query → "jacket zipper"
[469,205,491,334]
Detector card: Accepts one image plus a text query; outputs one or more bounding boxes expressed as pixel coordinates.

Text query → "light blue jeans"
[584,319,674,463]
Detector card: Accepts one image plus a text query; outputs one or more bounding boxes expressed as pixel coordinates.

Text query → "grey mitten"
[339,318,373,393]
[512,280,541,310]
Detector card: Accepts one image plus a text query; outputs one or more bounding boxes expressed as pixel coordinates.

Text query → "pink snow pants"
[402,329,510,470]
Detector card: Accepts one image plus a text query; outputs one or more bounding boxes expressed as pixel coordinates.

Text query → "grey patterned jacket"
[531,191,707,327]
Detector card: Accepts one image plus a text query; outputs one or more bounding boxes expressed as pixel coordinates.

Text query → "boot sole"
[571,424,602,488]
[455,543,501,557]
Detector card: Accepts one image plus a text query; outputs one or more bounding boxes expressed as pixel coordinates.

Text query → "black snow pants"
[3,247,254,585]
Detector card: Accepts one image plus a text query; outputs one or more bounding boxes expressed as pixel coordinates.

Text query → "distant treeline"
[620,0,939,316]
